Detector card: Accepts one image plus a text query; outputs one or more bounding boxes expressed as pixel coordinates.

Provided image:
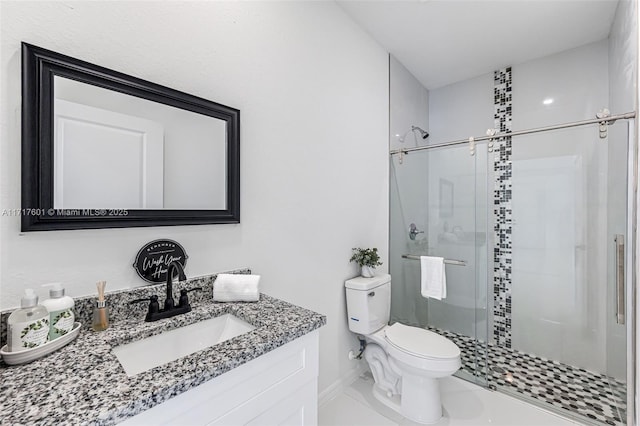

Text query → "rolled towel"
[213,274,260,302]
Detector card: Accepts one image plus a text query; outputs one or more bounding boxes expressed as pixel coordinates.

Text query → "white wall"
[513,39,609,129]
[428,74,494,146]
[608,0,637,384]
[0,1,389,396]
[389,55,429,152]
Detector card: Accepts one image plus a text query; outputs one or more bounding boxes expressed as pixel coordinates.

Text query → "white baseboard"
[318,361,368,407]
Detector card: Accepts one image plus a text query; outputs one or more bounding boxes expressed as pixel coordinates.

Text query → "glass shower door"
[488,121,630,426]
[389,144,489,386]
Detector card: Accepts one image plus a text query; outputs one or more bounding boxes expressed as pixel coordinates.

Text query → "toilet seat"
[384,323,460,361]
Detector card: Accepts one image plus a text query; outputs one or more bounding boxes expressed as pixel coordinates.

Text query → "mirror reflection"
[22,42,240,231]
[53,77,227,210]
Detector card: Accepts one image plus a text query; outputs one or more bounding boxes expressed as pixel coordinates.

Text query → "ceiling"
[337,0,620,89]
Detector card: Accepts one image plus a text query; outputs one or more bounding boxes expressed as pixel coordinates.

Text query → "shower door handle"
[614,234,625,325]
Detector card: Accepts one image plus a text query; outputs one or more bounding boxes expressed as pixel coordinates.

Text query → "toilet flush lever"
[368,291,375,297]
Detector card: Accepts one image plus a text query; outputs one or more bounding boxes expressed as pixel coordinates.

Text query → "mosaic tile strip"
[430,327,627,426]
[493,67,513,348]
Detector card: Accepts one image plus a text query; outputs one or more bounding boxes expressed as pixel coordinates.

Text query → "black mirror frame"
[21,43,240,231]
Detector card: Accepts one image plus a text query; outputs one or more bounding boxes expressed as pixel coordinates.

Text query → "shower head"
[398,125,429,143]
[411,126,429,139]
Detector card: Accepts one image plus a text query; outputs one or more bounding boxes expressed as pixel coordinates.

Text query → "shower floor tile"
[431,328,627,426]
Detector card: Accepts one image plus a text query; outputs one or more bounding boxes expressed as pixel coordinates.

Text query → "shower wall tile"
[493,66,513,348]
[428,73,494,144]
[509,41,609,372]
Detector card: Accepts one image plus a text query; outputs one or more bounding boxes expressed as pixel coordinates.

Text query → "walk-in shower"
[389,66,636,426]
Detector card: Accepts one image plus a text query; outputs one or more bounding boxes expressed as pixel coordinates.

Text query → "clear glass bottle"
[92,301,109,331]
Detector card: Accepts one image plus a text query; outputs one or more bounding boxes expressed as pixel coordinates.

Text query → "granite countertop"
[0,294,326,425]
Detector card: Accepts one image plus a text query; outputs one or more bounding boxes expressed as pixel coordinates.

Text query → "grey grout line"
[430,326,626,426]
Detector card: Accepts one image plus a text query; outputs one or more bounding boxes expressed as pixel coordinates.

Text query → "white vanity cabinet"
[120,330,319,426]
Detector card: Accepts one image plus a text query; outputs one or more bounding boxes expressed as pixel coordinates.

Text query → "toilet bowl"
[345,274,461,424]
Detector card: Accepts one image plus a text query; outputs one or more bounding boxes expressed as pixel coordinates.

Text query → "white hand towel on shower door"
[420,256,446,300]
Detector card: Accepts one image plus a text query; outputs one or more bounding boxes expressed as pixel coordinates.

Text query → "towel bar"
[401,254,467,266]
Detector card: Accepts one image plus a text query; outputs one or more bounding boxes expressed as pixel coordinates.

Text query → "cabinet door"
[121,331,319,426]
[212,379,317,426]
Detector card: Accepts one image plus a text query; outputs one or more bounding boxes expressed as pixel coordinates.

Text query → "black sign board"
[133,239,188,283]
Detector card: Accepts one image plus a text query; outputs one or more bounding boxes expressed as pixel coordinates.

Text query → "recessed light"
[543,98,554,105]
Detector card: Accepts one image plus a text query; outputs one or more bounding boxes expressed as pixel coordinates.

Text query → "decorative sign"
[133,239,188,283]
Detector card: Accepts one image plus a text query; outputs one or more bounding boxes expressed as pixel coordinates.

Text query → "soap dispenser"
[7,289,50,351]
[41,283,75,340]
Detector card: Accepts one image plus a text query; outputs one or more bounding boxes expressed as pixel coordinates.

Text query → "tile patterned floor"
[320,373,582,426]
[431,328,627,426]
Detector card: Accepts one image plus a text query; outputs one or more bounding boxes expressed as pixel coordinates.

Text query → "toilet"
[345,274,461,424]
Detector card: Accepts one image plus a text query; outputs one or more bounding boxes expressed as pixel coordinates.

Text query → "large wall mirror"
[21,43,240,231]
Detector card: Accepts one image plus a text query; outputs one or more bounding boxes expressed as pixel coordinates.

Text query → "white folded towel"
[421,256,446,300]
[213,274,260,302]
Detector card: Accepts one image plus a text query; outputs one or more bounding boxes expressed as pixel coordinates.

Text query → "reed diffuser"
[92,281,109,331]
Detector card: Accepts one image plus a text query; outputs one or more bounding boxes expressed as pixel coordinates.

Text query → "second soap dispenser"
[41,283,75,340]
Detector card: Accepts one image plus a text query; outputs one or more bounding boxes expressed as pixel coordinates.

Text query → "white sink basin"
[113,314,255,376]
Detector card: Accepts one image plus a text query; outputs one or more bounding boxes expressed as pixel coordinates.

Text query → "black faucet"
[164,261,186,311]
[130,261,201,322]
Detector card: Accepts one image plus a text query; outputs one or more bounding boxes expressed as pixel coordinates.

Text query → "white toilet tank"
[345,274,391,335]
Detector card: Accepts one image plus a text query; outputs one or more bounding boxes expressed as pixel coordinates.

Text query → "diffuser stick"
[92,281,109,331]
